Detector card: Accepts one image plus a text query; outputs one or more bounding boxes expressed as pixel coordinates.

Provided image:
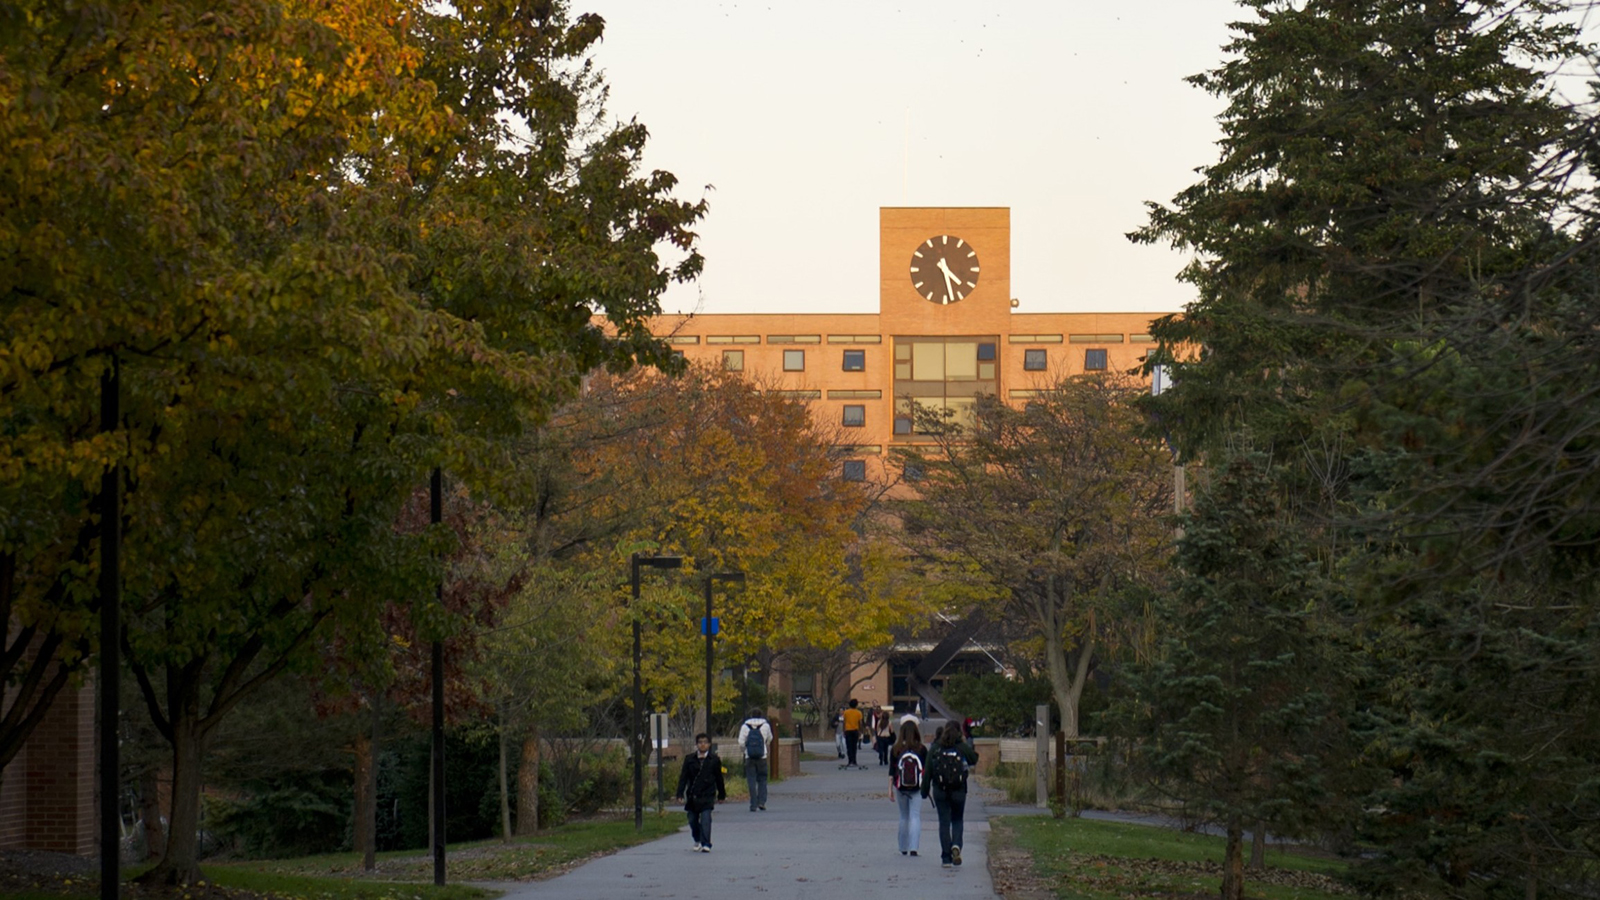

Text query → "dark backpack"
[896,751,923,791]
[929,745,968,791]
[744,721,766,760]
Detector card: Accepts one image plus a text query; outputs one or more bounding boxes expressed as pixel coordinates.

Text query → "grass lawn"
[1,814,684,900]
[216,813,684,884]
[991,816,1351,900]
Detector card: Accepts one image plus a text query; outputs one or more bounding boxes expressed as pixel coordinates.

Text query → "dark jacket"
[674,751,727,809]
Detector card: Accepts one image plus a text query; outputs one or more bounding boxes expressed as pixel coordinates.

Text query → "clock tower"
[878,208,1012,438]
[878,207,1011,335]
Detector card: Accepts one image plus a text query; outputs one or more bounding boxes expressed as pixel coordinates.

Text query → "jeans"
[895,789,922,853]
[685,803,715,847]
[745,757,768,809]
[875,736,891,765]
[931,786,967,862]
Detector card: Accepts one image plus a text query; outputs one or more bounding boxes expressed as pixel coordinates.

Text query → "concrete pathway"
[481,755,1037,900]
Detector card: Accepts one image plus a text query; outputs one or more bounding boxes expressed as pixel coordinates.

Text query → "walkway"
[483,754,1039,900]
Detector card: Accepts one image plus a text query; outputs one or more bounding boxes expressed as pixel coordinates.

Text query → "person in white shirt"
[736,708,774,811]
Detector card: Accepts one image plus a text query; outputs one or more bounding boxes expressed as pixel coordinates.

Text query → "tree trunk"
[1042,614,1093,738]
[1221,815,1245,900]
[497,714,511,841]
[141,719,205,885]
[515,727,540,835]
[1249,822,1265,869]
[140,769,164,861]
[352,731,376,870]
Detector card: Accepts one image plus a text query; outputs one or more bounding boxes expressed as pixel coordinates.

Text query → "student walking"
[889,719,927,856]
[736,708,774,811]
[673,733,727,852]
[926,722,979,867]
[874,708,894,765]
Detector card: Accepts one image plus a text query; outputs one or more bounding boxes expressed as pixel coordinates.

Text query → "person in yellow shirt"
[841,698,865,767]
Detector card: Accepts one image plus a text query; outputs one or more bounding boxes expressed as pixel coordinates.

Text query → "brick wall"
[0,668,99,856]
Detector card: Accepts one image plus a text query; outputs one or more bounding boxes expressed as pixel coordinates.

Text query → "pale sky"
[584,0,1243,317]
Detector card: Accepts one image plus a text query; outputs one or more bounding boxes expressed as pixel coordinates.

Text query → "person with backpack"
[926,722,979,867]
[673,733,727,852]
[736,707,774,811]
[888,719,927,856]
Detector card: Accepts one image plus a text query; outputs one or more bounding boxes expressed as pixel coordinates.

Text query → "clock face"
[909,235,980,304]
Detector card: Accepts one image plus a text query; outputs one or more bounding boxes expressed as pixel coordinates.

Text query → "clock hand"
[941,269,959,303]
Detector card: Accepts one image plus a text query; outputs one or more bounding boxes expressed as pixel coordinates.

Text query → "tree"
[1114,447,1353,900]
[896,375,1172,737]
[4,0,704,884]
[1131,2,1600,897]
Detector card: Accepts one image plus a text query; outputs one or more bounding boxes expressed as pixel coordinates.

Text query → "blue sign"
[700,617,720,636]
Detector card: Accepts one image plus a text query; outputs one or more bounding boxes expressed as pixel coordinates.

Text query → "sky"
[583,0,1246,317]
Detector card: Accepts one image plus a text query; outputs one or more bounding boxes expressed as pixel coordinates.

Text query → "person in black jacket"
[674,733,727,852]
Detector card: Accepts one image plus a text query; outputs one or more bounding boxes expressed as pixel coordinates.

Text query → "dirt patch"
[987,820,1057,900]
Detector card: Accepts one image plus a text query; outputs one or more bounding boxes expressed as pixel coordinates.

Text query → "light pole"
[631,552,681,831]
[702,572,745,740]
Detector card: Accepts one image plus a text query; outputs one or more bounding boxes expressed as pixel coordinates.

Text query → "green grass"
[993,815,1350,900]
[216,814,684,885]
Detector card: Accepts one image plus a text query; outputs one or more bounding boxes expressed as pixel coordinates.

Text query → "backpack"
[743,721,766,760]
[928,745,968,791]
[896,751,923,791]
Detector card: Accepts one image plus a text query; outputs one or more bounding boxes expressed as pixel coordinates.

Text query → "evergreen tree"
[1115,448,1351,900]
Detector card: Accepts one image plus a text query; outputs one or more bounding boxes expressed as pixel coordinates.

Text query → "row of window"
[672,333,1152,345]
[721,347,1109,373]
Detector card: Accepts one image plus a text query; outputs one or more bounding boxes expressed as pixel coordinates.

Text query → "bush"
[541,742,628,827]
[206,771,352,859]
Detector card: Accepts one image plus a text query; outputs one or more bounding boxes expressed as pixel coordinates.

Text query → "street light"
[703,572,746,739]
[631,552,681,831]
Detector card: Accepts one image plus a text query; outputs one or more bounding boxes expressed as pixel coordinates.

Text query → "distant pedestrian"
[832,709,845,759]
[889,719,927,856]
[874,707,894,765]
[737,707,774,811]
[842,698,865,766]
[927,721,979,867]
[673,733,726,852]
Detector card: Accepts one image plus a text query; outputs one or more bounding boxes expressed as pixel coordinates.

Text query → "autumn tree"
[3,0,703,884]
[895,375,1172,737]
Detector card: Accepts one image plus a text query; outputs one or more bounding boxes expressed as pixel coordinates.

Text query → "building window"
[977,342,996,361]
[723,350,744,372]
[1084,348,1108,370]
[783,349,805,371]
[894,416,913,435]
[842,349,866,371]
[1024,349,1047,371]
[842,459,866,481]
[842,404,865,427]
[903,462,924,482]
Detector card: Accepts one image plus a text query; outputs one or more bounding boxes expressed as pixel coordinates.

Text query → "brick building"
[651,207,1167,725]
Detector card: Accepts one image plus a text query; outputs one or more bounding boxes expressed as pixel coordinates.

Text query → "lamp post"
[630,552,681,831]
[702,572,745,738]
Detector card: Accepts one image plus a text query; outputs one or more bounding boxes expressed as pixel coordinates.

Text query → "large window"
[842,404,866,427]
[842,349,866,371]
[1023,348,1048,371]
[892,336,999,438]
[722,350,744,372]
[1084,348,1108,370]
[783,349,805,371]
